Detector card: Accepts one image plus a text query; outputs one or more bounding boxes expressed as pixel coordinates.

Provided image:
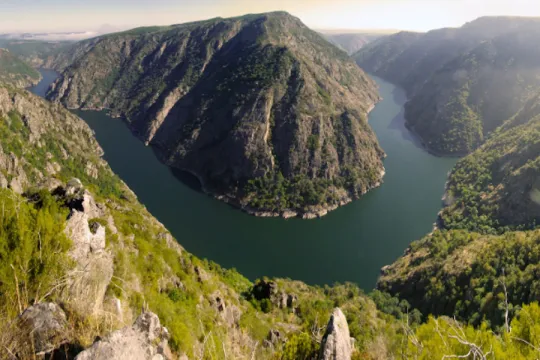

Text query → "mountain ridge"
[355,16,540,155]
[47,12,386,219]
[0,48,41,87]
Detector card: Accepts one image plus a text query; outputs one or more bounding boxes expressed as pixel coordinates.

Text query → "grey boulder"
[75,312,172,360]
[318,308,354,360]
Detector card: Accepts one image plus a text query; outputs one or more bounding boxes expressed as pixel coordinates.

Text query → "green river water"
[31,69,457,289]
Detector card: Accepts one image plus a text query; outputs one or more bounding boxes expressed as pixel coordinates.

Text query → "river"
[30,69,457,289]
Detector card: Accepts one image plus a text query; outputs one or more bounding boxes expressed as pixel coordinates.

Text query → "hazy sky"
[2,0,540,33]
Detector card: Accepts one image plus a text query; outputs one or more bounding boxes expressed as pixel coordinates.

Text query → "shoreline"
[404,122,469,158]
[368,72,469,159]
[72,97,388,221]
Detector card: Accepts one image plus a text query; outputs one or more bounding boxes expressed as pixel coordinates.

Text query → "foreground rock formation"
[75,312,172,360]
[318,308,353,360]
[18,303,68,356]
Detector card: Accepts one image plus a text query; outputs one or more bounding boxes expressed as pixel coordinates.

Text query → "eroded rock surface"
[75,312,172,360]
[62,180,113,315]
[318,308,353,360]
[18,303,68,356]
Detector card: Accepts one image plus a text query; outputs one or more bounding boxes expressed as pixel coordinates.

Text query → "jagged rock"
[63,250,113,315]
[46,161,61,175]
[380,265,391,276]
[212,291,227,313]
[66,178,84,196]
[287,294,298,308]
[57,179,106,219]
[63,210,112,315]
[89,220,101,234]
[62,183,113,315]
[274,292,287,309]
[210,291,241,327]
[82,191,106,219]
[9,174,25,194]
[157,232,183,256]
[158,275,184,293]
[252,280,279,300]
[0,152,19,173]
[107,215,119,235]
[60,146,69,160]
[18,303,68,356]
[194,266,210,283]
[252,280,297,310]
[267,329,282,345]
[318,308,353,360]
[85,162,99,179]
[0,172,7,188]
[66,211,106,259]
[0,149,29,193]
[75,312,172,360]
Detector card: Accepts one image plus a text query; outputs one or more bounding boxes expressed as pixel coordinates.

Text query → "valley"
[2,6,540,359]
[31,69,456,289]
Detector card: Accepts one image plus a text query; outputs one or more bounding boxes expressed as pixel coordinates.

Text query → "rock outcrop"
[62,179,113,315]
[17,303,68,356]
[0,85,106,197]
[318,308,353,360]
[210,290,242,327]
[251,279,298,310]
[75,312,172,360]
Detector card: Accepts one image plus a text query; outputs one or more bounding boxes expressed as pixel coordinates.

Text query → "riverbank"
[30,69,457,289]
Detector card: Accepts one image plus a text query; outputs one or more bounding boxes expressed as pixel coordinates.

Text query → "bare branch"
[500,268,511,333]
[510,336,540,353]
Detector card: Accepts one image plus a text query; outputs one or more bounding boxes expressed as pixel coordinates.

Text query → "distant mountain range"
[0,24,127,41]
[0,32,97,41]
[320,32,384,54]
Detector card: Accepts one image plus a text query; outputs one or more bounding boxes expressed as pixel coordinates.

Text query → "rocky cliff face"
[47,12,385,218]
[355,17,540,155]
[0,85,107,193]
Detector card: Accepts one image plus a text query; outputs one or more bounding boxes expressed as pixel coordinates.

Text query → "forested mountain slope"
[322,33,383,54]
[2,83,540,360]
[47,12,385,219]
[378,85,540,339]
[0,49,41,87]
[0,39,75,70]
[355,16,540,155]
